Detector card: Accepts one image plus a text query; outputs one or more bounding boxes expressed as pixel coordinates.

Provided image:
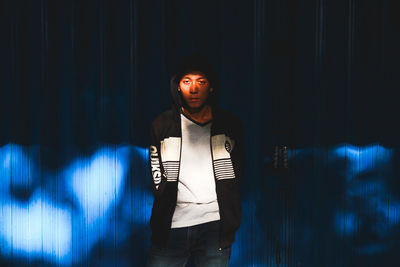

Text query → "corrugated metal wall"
[1,0,399,266]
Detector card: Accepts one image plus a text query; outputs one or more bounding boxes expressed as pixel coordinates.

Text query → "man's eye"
[199,81,206,84]
[183,80,190,84]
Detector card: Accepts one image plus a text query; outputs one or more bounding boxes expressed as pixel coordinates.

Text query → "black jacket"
[148,72,245,249]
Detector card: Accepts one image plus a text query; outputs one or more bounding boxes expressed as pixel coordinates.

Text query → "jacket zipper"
[209,135,217,186]
[176,136,183,183]
[166,117,183,248]
[176,112,184,183]
[209,134,223,250]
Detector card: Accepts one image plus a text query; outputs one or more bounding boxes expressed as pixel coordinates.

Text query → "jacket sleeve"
[149,123,167,198]
[231,118,245,187]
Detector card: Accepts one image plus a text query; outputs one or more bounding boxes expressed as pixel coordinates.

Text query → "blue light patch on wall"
[64,145,130,262]
[335,144,393,178]
[67,147,126,223]
[0,144,135,265]
[334,212,358,236]
[382,202,400,225]
[332,144,400,256]
[0,144,12,196]
[0,197,72,264]
[0,144,39,197]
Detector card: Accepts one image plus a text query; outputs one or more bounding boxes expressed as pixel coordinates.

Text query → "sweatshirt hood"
[170,53,219,113]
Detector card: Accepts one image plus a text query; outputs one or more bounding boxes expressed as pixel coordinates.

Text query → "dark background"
[1,0,399,266]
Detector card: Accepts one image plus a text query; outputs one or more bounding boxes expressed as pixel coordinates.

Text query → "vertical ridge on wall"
[287,1,297,265]
[378,0,385,148]
[41,1,48,264]
[346,1,356,262]
[314,0,325,146]
[313,0,326,265]
[129,0,140,143]
[98,0,105,145]
[0,0,11,143]
[252,0,267,265]
[346,0,355,144]
[40,0,48,148]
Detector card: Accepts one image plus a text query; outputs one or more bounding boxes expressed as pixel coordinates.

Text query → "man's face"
[179,72,213,109]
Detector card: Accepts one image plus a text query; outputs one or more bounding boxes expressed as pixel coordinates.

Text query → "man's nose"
[189,82,199,93]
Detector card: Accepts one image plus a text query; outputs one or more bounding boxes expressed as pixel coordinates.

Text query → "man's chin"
[188,104,203,109]
[182,103,207,113]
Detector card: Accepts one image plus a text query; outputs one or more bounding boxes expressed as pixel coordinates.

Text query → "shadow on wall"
[0,143,399,266]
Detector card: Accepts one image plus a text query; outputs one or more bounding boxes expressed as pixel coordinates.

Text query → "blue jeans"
[146,220,232,267]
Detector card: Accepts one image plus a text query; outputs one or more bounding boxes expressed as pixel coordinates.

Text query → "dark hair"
[174,53,217,88]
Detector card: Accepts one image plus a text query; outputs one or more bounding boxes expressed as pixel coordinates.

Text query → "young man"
[146,54,245,267]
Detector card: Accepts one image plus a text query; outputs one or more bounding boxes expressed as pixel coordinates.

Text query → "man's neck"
[181,105,212,124]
